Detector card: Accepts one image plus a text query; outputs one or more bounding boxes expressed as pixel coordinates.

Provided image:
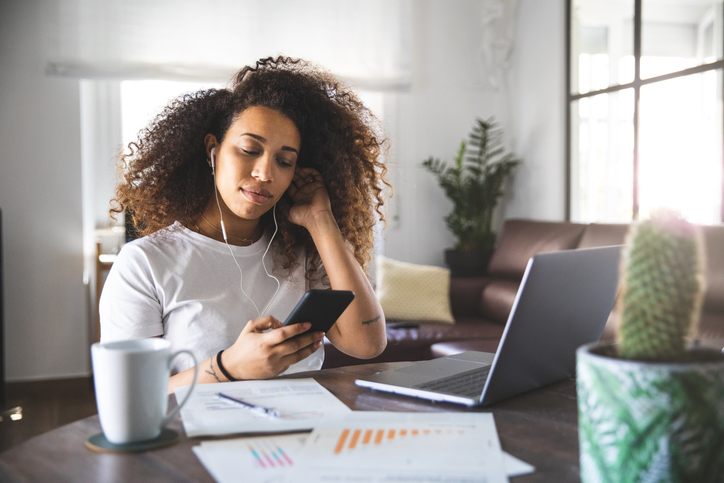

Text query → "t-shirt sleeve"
[307,260,331,291]
[99,242,165,342]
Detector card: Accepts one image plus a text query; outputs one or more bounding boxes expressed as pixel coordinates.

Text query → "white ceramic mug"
[91,338,198,444]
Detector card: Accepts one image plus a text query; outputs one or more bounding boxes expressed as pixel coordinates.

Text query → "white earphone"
[209,145,280,318]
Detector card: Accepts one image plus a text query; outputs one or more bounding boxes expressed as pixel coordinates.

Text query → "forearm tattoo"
[362,315,381,326]
[205,356,222,383]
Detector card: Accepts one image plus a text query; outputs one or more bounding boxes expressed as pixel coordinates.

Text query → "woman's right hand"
[221,316,325,380]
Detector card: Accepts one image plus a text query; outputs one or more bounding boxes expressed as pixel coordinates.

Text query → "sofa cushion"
[383,319,505,356]
[577,223,629,248]
[376,256,455,323]
[480,280,520,324]
[321,319,505,368]
[391,318,506,341]
[488,220,586,279]
[449,277,492,318]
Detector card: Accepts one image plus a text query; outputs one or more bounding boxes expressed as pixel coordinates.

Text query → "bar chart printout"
[192,434,306,483]
[249,439,294,469]
[295,412,508,482]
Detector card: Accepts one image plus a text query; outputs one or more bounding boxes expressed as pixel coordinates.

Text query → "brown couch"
[322,219,724,368]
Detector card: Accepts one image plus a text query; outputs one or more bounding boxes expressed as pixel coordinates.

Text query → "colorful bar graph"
[248,440,295,468]
[271,448,283,466]
[277,446,293,465]
[262,448,275,467]
[332,427,462,455]
[249,446,266,468]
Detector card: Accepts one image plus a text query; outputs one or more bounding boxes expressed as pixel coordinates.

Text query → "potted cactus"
[576,214,724,482]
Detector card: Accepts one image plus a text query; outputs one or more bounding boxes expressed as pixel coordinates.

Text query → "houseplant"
[422,118,519,276]
[576,214,724,482]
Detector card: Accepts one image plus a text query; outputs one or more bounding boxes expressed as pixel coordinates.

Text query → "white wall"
[0,0,90,381]
[383,0,566,266]
[384,0,507,266]
[507,0,567,221]
[0,0,566,381]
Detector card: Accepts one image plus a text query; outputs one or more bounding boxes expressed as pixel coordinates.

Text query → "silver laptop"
[355,245,622,407]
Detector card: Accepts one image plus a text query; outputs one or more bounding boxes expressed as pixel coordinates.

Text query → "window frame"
[565,0,724,222]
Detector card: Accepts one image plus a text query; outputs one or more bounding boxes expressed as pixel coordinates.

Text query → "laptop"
[355,245,622,407]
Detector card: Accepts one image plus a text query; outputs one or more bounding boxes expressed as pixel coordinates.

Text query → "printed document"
[294,411,508,482]
[193,433,307,483]
[175,378,351,437]
[193,431,533,483]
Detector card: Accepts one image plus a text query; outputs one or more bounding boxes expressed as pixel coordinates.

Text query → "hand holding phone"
[281,290,355,334]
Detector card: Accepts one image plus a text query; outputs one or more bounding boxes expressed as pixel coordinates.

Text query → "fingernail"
[303,322,312,330]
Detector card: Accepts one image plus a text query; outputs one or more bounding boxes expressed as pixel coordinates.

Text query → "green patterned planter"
[577,342,724,483]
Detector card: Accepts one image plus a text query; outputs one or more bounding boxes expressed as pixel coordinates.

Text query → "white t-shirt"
[99,222,328,374]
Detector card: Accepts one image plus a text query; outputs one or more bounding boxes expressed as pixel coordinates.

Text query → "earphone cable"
[212,151,280,318]
[214,181,262,319]
[259,204,281,317]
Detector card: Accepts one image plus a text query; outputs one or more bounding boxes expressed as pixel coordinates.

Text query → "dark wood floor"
[0,377,97,453]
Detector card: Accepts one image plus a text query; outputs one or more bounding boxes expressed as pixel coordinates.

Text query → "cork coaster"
[85,428,179,453]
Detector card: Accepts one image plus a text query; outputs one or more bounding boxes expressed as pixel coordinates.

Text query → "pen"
[217,392,282,418]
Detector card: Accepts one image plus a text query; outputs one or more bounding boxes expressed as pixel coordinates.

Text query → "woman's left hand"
[286,167,333,229]
[285,167,387,361]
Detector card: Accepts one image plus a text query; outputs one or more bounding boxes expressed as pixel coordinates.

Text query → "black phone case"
[281,290,355,333]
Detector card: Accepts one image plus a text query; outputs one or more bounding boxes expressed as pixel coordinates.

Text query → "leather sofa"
[322,218,724,368]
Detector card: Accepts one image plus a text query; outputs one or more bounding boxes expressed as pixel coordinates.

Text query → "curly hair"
[111,56,390,277]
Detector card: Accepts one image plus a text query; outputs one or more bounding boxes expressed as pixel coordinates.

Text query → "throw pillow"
[375,255,455,324]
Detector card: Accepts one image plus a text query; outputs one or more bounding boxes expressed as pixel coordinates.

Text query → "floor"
[0,377,97,453]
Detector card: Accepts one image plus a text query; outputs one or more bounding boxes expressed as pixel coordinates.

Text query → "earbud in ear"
[210,147,216,170]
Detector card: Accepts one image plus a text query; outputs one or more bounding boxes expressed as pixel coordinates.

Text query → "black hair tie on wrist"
[216,350,238,382]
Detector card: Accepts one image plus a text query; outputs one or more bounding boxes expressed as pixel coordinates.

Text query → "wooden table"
[0,362,582,482]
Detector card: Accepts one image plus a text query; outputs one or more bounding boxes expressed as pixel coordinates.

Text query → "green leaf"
[419,117,520,251]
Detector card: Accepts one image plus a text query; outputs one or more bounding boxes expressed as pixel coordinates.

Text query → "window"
[568,0,724,224]
[121,81,384,150]
[121,80,221,149]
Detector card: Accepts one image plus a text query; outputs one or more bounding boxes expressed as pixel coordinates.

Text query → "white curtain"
[42,0,412,90]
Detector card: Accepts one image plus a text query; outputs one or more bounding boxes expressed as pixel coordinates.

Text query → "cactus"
[616,214,705,360]
[579,214,723,482]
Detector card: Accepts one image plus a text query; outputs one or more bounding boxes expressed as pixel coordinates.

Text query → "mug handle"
[161,349,198,428]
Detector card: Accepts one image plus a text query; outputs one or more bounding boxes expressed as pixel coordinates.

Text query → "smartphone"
[281,290,355,334]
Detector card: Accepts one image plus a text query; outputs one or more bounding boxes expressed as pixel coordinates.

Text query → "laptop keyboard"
[414,366,491,399]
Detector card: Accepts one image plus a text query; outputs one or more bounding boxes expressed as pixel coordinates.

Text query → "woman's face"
[210,106,301,221]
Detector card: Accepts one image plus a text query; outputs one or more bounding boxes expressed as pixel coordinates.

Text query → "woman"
[100,57,389,392]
